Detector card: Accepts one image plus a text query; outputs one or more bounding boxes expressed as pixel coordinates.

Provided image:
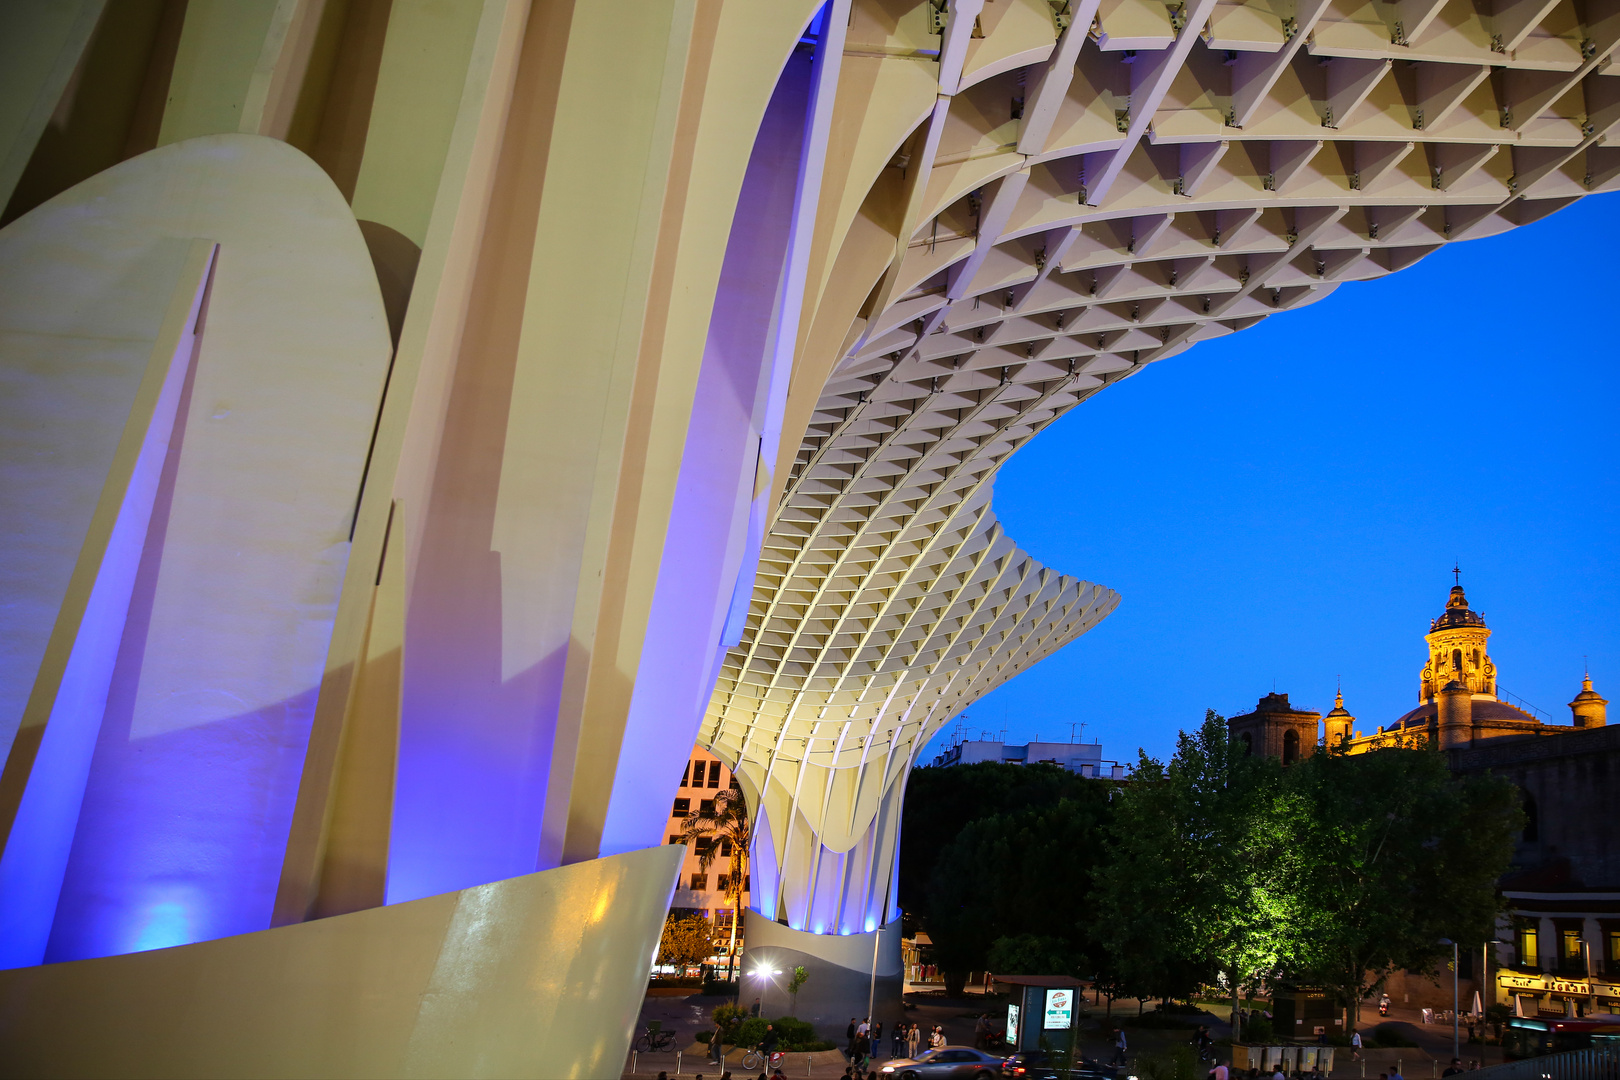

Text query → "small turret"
[1570,673,1607,728]
[1323,688,1354,747]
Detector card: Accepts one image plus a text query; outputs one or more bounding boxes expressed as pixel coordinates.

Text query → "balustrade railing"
[1468,1047,1620,1080]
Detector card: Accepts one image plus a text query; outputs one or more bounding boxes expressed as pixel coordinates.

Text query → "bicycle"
[634,1022,676,1053]
[739,1047,785,1071]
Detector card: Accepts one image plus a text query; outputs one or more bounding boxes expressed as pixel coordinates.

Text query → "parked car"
[879,1045,1007,1079]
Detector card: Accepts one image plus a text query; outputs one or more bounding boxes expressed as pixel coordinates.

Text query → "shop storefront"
[1498,971,1620,1017]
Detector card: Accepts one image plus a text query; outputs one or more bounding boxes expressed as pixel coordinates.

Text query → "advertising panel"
[1044,988,1073,1029]
[1007,1003,1021,1044]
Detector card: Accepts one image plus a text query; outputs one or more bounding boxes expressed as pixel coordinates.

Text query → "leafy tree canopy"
[901,762,1110,919]
[1098,711,1301,1010]
[658,913,716,969]
[923,791,1111,992]
[987,933,1084,977]
[1283,744,1523,1025]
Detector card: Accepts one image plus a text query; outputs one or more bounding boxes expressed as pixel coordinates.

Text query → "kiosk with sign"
[992,975,1084,1053]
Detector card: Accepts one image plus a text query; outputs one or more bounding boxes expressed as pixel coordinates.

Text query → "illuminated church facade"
[1230,582,1620,1018]
[1229,584,1606,761]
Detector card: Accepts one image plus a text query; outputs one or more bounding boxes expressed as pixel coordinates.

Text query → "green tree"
[901,761,1110,920]
[987,933,1082,976]
[658,912,716,970]
[924,788,1111,995]
[787,966,809,1015]
[1282,746,1522,1030]
[1099,711,1303,1035]
[681,786,751,979]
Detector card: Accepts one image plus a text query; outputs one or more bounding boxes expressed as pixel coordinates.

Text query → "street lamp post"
[1439,939,1459,1061]
[754,965,781,1015]
[1482,938,1505,1030]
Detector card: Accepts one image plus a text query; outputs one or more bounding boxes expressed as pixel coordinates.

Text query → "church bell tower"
[1420,582,1496,703]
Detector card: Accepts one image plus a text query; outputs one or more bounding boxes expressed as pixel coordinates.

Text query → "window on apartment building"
[719,839,732,857]
[694,837,712,855]
[700,799,714,814]
[668,835,681,845]
[1559,927,1585,973]
[689,874,707,892]
[1517,925,1539,968]
[679,761,690,786]
[691,758,703,786]
[708,761,721,788]
[672,798,690,816]
[729,777,741,792]
[1606,929,1620,974]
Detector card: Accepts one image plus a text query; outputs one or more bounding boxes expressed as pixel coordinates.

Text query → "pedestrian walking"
[975,1013,989,1049]
[871,1019,883,1058]
[907,1022,921,1058]
[1113,1027,1128,1066]
[930,1025,945,1050]
[891,1022,904,1057]
[846,1018,858,1058]
[1350,1031,1363,1060]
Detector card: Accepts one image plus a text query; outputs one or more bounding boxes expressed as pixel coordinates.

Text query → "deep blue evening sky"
[932,193,1620,766]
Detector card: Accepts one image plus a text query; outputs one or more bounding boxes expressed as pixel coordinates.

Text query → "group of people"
[1205,1064,1330,1080]
[843,1016,944,1064]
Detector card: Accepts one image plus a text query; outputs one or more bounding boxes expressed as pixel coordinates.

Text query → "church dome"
[1430,585,1486,631]
[1392,697,1537,730]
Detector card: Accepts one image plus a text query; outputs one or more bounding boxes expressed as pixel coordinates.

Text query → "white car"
[880,1045,1006,1080]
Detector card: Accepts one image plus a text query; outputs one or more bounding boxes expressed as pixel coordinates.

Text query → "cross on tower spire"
[1452,563,1462,586]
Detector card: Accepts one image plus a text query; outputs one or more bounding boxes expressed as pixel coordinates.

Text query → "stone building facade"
[1449,724,1620,1016]
[1228,693,1324,765]
[1227,581,1614,1016]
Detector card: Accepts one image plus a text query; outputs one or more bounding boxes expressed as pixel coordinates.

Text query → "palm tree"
[680,786,751,981]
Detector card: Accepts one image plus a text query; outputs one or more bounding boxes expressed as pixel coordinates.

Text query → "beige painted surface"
[0,0,106,209]
[0,240,213,928]
[350,0,487,246]
[0,845,682,1079]
[25,134,390,745]
[157,0,287,145]
[0,227,199,763]
[273,0,530,923]
[0,132,390,956]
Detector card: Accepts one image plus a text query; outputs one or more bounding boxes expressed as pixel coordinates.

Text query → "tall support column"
[741,909,904,1031]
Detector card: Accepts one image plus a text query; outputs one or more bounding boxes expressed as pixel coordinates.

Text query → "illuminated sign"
[1008,1003,1020,1041]
[1498,973,1617,997]
[1044,988,1074,1029]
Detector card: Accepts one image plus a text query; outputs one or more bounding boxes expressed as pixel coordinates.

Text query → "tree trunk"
[945,970,969,997]
[1232,978,1242,1045]
[727,909,738,981]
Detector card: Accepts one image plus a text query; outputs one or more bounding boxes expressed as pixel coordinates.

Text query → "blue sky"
[932,193,1620,766]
